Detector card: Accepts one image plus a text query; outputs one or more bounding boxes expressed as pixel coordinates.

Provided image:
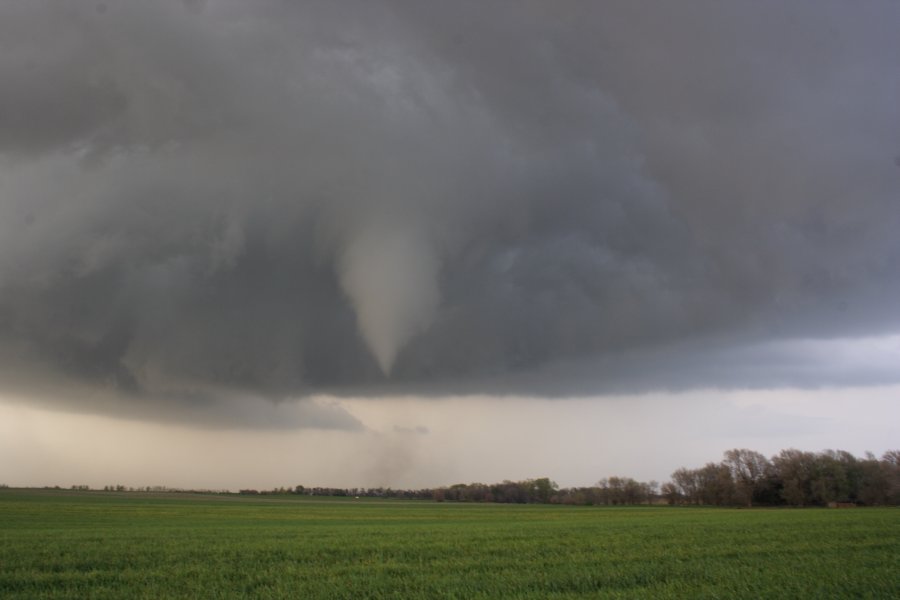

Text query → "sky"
[0,0,898,490]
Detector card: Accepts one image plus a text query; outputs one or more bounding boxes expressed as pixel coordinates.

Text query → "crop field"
[0,489,897,599]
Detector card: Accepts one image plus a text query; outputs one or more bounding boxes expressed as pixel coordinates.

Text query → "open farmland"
[1,489,897,599]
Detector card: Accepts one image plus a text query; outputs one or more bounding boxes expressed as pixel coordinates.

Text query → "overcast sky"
[1,1,898,490]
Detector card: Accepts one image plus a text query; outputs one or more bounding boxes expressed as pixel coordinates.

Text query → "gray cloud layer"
[1,1,898,424]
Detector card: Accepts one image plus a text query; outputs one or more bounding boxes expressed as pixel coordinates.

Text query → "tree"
[660,482,680,505]
[808,450,851,505]
[723,449,770,506]
[881,450,900,505]
[773,449,816,506]
[671,468,700,505]
[645,480,660,504]
[532,478,558,504]
[696,462,734,506]
[857,456,890,505]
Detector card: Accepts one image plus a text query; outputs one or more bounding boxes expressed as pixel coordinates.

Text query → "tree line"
[664,448,899,507]
[33,447,899,507]
[245,448,898,507]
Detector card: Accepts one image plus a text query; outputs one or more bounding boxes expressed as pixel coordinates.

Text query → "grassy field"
[0,489,897,599]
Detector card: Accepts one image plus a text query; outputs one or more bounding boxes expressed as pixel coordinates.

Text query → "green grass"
[1,489,897,598]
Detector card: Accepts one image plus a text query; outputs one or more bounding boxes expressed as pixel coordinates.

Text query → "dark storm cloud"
[1,1,898,423]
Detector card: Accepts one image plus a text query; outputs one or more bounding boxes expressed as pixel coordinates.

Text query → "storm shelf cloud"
[0,0,898,426]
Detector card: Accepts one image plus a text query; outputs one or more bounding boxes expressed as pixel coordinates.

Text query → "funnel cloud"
[338,221,440,374]
[0,1,898,425]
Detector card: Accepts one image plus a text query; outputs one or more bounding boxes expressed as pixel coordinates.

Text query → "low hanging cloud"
[0,1,898,425]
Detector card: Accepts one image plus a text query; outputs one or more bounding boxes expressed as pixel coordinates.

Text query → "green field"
[0,489,897,599]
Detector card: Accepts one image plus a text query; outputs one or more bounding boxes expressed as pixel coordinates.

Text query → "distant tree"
[723,449,770,506]
[532,478,558,503]
[857,456,891,505]
[809,450,852,504]
[773,449,816,506]
[696,462,734,506]
[622,478,646,505]
[645,481,660,504]
[881,450,900,505]
[671,468,700,505]
[660,482,680,505]
[607,477,626,505]
[595,478,610,505]
[883,450,900,466]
